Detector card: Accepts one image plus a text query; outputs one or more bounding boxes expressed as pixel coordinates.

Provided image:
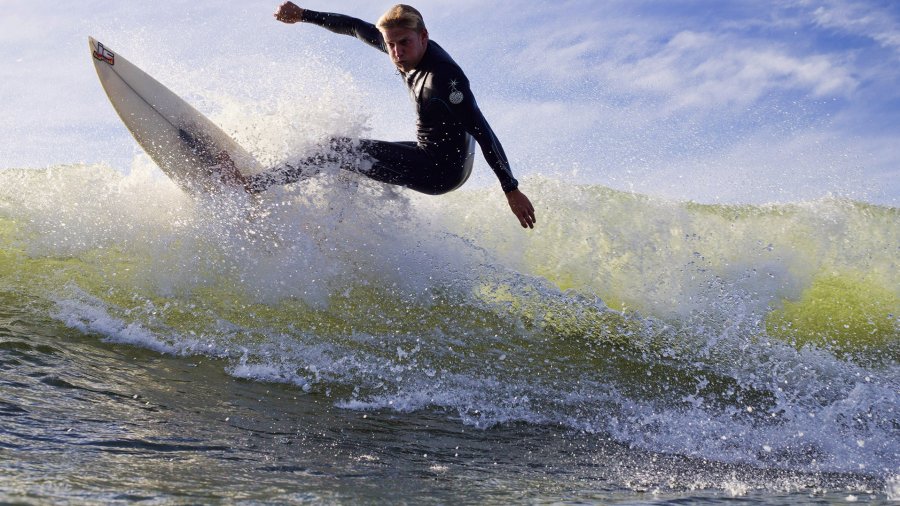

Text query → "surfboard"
[88,37,263,195]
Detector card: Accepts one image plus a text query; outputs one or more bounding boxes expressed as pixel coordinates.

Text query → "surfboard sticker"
[93,43,115,66]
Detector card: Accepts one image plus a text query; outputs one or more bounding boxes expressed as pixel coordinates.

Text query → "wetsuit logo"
[449,80,464,105]
[93,43,115,65]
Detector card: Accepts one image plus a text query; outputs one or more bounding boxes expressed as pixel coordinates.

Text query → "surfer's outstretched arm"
[425,64,536,228]
[274,2,386,52]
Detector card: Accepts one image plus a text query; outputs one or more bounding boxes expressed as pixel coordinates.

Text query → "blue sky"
[1,0,898,204]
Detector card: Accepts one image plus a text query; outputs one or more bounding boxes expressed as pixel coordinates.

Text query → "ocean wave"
[0,164,897,477]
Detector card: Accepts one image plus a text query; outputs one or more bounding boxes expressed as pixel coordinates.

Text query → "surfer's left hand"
[506,189,536,229]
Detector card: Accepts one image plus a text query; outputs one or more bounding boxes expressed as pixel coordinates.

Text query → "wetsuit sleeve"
[301,10,386,53]
[431,67,519,193]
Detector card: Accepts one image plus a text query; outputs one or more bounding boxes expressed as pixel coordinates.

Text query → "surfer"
[231,3,536,229]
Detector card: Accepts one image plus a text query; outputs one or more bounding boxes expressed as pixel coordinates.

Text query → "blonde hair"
[377,4,426,33]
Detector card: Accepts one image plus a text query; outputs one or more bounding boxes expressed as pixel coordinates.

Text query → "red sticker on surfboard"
[93,43,115,65]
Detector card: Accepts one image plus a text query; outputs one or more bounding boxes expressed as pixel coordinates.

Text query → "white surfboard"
[88,37,262,195]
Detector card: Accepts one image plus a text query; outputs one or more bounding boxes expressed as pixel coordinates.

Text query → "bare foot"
[214,151,248,188]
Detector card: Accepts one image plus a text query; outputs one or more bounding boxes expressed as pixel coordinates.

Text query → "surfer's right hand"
[274,2,304,24]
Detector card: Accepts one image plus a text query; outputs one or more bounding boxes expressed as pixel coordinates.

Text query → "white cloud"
[474,3,859,118]
[605,31,857,113]
[810,0,900,57]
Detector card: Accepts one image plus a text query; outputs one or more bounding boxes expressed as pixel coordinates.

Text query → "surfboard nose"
[88,36,101,56]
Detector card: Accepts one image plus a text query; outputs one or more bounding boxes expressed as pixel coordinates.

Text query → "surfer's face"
[381,27,428,72]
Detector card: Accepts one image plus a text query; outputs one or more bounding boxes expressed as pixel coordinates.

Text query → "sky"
[1,0,898,205]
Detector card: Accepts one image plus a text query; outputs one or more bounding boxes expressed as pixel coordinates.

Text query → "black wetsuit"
[246,9,519,195]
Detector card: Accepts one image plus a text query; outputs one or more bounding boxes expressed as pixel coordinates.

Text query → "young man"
[252,2,535,229]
